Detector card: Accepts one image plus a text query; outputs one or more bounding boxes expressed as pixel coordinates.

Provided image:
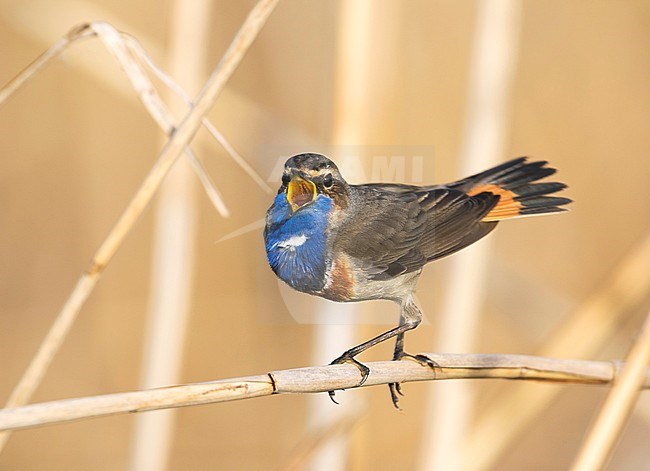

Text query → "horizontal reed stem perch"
[0,353,645,432]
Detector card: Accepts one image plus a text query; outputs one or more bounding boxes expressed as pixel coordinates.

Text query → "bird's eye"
[281,174,290,186]
[323,174,333,188]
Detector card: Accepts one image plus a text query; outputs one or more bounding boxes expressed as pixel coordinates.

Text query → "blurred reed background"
[1,1,649,470]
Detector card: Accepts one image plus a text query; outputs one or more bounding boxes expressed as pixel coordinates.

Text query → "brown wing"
[335,185,499,280]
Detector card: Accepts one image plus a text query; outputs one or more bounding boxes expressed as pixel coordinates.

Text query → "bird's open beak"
[287,176,317,212]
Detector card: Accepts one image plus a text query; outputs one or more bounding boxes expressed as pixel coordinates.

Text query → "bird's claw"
[328,390,340,404]
[327,354,371,404]
[388,382,404,410]
[388,352,438,408]
[330,353,371,385]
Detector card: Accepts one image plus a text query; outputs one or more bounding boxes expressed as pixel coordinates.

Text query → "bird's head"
[278,153,349,212]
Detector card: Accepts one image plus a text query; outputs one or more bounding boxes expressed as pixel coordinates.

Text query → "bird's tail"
[449,157,572,222]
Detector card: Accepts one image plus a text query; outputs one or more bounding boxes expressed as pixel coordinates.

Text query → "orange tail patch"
[468,184,522,222]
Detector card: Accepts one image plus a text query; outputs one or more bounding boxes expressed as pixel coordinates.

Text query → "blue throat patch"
[264,193,332,293]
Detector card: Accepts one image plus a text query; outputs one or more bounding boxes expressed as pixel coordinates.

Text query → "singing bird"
[264,153,571,406]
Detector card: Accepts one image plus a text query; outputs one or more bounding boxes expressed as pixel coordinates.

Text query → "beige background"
[1,1,649,469]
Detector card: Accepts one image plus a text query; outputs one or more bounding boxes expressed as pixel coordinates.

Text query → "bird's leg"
[329,297,425,404]
[388,332,406,405]
[388,303,438,408]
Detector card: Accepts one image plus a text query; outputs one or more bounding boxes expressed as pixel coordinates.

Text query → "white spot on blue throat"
[277,234,308,250]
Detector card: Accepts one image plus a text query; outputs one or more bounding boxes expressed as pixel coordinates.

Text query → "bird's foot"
[327,353,371,404]
[395,351,439,370]
[388,352,438,409]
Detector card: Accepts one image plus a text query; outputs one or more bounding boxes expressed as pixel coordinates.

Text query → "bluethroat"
[264,153,571,407]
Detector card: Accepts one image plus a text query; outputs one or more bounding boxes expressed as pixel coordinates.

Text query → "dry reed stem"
[0,0,279,452]
[571,309,650,471]
[0,353,646,432]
